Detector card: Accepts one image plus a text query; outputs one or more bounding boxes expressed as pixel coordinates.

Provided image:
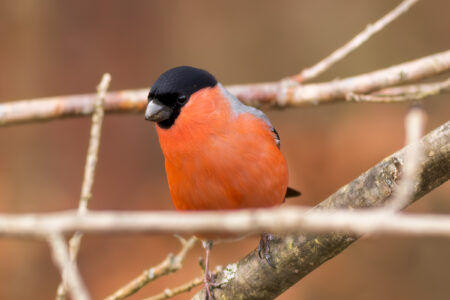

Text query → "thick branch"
[1,50,449,126]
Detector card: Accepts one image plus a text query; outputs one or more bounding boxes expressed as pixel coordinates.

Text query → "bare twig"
[1,50,450,126]
[142,276,203,300]
[105,236,197,300]
[371,78,450,96]
[47,233,90,300]
[78,73,111,212]
[56,73,111,300]
[384,106,427,211]
[347,78,450,102]
[294,0,419,82]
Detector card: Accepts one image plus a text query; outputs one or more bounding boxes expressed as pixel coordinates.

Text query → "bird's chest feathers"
[156,89,236,167]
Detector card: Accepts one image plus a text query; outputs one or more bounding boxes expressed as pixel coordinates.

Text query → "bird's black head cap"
[147,66,217,129]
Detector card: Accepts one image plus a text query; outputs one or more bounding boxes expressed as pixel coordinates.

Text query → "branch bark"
[1,50,449,127]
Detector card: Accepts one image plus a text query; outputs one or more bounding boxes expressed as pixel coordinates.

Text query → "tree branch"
[293,0,419,82]
[1,50,449,127]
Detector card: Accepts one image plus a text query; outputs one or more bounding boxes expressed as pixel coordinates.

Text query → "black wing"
[271,128,281,149]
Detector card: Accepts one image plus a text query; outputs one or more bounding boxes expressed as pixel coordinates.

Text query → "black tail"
[285,187,301,198]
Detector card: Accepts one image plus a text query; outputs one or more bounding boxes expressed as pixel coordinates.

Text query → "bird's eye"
[177,95,187,105]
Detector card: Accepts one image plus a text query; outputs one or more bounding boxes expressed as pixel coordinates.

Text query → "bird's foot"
[203,271,224,300]
[258,233,276,268]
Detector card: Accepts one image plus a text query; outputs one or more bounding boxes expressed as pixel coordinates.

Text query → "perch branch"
[56,73,111,300]
[48,234,90,300]
[293,0,419,82]
[104,236,197,300]
[1,50,450,126]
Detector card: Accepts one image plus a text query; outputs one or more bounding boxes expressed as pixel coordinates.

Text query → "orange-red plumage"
[146,66,297,296]
[156,86,288,211]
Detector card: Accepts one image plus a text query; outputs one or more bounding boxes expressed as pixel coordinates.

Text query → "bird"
[145,66,300,299]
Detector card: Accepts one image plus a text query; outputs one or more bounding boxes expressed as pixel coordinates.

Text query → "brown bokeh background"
[1,1,449,299]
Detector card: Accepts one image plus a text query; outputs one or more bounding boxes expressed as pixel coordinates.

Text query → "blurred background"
[0,0,449,299]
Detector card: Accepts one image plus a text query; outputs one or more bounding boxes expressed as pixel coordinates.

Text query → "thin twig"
[384,105,427,211]
[47,233,90,300]
[294,0,419,82]
[347,78,450,102]
[1,50,450,126]
[56,73,111,300]
[371,78,450,96]
[105,236,198,300]
[78,73,111,212]
[142,276,204,300]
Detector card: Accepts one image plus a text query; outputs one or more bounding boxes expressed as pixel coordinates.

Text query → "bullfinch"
[145,66,300,298]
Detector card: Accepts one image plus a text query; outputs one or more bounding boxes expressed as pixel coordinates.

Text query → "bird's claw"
[203,272,224,300]
[258,233,276,268]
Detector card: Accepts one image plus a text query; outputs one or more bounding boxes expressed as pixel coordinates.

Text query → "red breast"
[156,85,288,211]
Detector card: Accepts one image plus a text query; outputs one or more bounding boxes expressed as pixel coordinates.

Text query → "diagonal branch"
[1,50,449,127]
[294,0,419,82]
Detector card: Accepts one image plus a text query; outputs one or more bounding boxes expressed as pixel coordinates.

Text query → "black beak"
[145,99,173,122]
